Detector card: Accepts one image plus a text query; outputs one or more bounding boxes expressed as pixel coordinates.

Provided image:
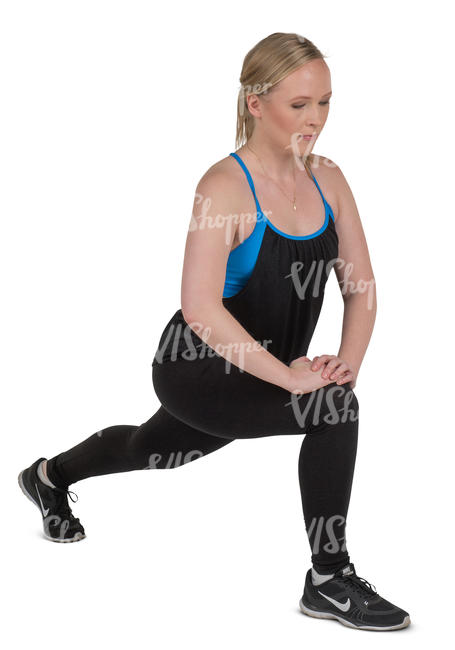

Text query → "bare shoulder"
[309,154,354,223]
[195,154,240,198]
[192,154,251,233]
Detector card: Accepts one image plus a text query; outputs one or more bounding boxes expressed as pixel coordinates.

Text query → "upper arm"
[328,160,376,301]
[180,170,238,320]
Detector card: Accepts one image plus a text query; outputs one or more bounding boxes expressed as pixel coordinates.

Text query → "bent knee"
[320,382,359,420]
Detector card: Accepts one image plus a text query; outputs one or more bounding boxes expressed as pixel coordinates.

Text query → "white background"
[2,1,454,647]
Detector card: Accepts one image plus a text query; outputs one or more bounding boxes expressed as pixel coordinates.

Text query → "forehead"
[273,60,331,97]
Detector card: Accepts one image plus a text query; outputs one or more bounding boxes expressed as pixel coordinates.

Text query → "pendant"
[293,200,297,211]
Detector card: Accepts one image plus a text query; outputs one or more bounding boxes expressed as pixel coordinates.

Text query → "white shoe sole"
[18,470,86,543]
[299,597,411,631]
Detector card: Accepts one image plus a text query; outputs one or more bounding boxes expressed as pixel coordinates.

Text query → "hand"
[286,356,335,394]
[310,354,357,389]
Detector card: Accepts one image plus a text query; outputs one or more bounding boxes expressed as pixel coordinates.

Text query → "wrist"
[279,364,308,393]
[278,364,294,392]
[337,351,361,376]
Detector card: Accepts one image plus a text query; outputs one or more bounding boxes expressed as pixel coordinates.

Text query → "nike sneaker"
[18,457,86,543]
[299,562,411,631]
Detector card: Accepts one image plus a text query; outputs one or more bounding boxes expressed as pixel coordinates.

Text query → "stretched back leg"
[45,405,235,488]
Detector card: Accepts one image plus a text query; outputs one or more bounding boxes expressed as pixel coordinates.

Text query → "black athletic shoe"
[18,457,86,543]
[299,562,411,631]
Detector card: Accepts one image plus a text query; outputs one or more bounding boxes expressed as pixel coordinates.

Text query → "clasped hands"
[286,354,357,395]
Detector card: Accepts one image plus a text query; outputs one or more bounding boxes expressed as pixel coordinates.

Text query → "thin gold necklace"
[246,143,298,211]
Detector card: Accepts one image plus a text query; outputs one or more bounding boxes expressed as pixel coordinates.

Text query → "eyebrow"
[290,91,332,100]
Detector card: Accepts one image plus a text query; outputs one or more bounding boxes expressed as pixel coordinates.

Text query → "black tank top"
[152,152,339,368]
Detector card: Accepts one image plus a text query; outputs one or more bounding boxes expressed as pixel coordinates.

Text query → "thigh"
[152,353,359,440]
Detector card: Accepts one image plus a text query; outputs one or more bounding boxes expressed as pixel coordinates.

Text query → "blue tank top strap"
[310,169,335,223]
[224,152,268,298]
[309,169,335,221]
[309,170,327,204]
[229,152,262,216]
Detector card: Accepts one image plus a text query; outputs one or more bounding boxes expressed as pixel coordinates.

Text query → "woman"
[18,32,410,631]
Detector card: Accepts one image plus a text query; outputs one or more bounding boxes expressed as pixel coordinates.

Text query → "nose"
[304,106,324,127]
[305,116,321,129]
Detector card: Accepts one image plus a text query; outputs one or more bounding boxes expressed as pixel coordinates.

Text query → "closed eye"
[292,101,330,109]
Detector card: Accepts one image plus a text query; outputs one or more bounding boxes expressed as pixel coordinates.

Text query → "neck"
[242,136,309,182]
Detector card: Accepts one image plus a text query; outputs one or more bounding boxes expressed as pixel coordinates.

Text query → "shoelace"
[343,573,378,597]
[52,486,81,524]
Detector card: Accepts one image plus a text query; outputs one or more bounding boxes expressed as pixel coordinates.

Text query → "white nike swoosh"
[318,590,351,612]
[35,482,50,516]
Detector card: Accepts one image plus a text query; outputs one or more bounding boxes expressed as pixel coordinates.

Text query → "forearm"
[337,290,377,376]
[182,303,292,390]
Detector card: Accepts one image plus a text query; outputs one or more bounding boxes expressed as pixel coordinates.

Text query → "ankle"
[37,459,57,489]
[312,558,351,575]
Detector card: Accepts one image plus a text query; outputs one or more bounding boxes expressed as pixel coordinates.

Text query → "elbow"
[181,301,196,325]
[181,300,222,327]
[181,303,199,326]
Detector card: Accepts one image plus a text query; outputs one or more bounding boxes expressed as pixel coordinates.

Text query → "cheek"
[267,106,296,133]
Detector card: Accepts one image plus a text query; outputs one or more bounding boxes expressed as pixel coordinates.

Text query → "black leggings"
[46,354,359,573]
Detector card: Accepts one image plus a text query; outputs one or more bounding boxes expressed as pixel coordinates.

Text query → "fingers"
[334,371,354,385]
[315,357,344,379]
[324,361,350,380]
[310,354,335,371]
[311,355,354,384]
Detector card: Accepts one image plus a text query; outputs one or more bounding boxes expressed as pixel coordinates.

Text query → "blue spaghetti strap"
[310,170,328,206]
[229,152,262,216]
[311,170,335,221]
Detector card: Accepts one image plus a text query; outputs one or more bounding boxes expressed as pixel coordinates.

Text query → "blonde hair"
[235,32,327,178]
